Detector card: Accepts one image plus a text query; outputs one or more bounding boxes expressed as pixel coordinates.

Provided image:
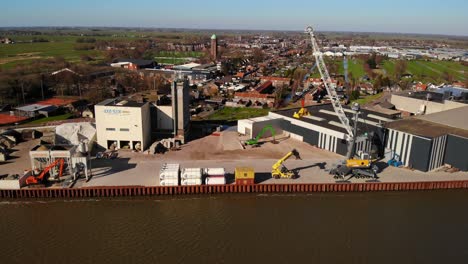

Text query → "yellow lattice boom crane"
[304,25,379,181]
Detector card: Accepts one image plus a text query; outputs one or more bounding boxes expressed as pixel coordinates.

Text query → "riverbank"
[2,180,468,199]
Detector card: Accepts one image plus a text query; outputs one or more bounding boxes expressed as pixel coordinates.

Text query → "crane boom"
[305,26,354,138]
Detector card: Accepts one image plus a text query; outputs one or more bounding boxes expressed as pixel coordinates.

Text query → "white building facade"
[95,99,151,151]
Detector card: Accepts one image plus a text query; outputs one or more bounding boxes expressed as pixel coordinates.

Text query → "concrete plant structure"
[95,99,151,151]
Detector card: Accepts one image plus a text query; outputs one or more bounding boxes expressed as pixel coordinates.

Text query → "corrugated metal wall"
[409,136,433,172]
[444,135,468,171]
[386,129,467,172]
[428,135,448,171]
[317,132,338,152]
[386,129,415,166]
[279,118,377,156]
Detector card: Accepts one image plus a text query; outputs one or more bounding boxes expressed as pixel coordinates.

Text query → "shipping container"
[159,170,180,181]
[206,176,226,185]
[159,163,180,180]
[160,179,179,186]
[235,178,255,185]
[161,163,180,171]
[235,167,255,180]
[203,168,225,177]
[181,178,202,186]
[181,168,203,180]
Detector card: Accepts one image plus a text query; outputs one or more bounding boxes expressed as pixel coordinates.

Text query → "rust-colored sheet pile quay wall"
[1,181,468,199]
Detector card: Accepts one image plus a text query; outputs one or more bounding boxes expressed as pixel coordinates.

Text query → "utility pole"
[21,82,26,105]
[78,83,82,98]
[40,76,45,100]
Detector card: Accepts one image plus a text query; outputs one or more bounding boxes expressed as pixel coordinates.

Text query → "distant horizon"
[3,0,468,36]
[2,26,468,38]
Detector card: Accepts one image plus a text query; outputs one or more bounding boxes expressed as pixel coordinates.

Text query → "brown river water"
[1,191,468,264]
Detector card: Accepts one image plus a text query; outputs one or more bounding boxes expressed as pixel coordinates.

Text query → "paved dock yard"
[2,131,468,188]
[79,131,468,187]
[81,157,468,188]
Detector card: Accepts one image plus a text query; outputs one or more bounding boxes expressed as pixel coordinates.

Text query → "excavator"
[246,125,276,146]
[271,149,302,179]
[26,159,65,185]
[304,25,379,181]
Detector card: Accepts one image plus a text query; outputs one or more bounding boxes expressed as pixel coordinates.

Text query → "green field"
[0,34,207,69]
[352,92,385,105]
[154,51,203,58]
[309,59,367,80]
[347,59,366,79]
[208,107,269,121]
[27,113,74,125]
[155,58,190,65]
[382,60,395,76]
[380,59,468,83]
[0,37,103,69]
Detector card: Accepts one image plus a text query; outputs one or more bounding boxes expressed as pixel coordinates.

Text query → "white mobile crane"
[305,26,379,181]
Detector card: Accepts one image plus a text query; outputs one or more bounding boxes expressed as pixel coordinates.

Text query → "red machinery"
[26,159,65,185]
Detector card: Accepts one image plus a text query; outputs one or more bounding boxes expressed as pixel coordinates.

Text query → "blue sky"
[2,0,468,35]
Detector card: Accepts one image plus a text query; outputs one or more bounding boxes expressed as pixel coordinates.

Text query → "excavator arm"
[26,159,65,185]
[246,125,276,145]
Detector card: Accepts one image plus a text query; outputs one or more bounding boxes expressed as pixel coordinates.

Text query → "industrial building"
[95,78,191,151]
[239,103,468,172]
[385,106,468,172]
[239,104,393,158]
[152,79,191,144]
[95,99,151,150]
[29,144,90,182]
[15,104,58,118]
[391,90,467,115]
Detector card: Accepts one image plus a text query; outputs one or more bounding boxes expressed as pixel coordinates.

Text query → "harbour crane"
[304,26,378,180]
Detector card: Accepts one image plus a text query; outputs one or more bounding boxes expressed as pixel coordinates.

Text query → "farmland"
[0,36,107,69]
[303,57,466,84]
[0,31,204,69]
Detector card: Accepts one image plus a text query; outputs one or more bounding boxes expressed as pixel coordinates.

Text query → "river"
[1,191,468,264]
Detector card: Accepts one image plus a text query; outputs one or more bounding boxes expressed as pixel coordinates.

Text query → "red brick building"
[234,92,275,107]
[259,76,291,88]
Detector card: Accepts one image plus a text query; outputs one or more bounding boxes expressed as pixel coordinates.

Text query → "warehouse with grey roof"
[385,106,468,172]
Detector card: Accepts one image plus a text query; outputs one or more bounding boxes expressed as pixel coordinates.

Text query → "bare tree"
[441,71,454,83]
[252,48,265,63]
[394,60,408,81]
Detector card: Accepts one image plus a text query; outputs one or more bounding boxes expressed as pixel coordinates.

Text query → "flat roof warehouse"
[386,106,468,139]
[272,103,394,135]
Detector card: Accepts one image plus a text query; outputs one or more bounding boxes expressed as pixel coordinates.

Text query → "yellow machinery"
[271,149,301,179]
[305,25,379,181]
[293,98,310,119]
[346,158,371,168]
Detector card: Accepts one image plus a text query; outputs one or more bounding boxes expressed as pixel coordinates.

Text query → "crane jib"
[306,26,354,138]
